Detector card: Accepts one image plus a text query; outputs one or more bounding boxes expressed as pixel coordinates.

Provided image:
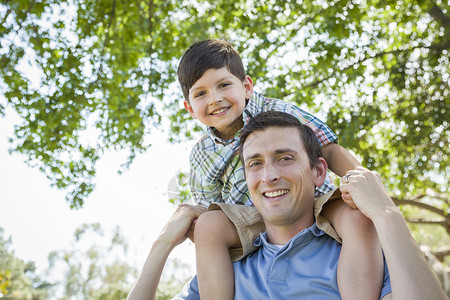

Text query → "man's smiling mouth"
[263,189,289,198]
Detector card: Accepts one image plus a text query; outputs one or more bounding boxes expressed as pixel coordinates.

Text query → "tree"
[43,223,192,299]
[0,227,50,300]
[1,0,448,261]
[1,0,447,208]
[44,223,137,299]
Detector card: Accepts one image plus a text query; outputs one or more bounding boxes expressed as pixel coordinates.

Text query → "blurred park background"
[0,0,449,299]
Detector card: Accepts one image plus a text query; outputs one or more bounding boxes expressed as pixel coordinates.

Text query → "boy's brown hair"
[177,39,246,101]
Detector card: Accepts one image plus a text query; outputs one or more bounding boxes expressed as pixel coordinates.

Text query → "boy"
[178,39,383,300]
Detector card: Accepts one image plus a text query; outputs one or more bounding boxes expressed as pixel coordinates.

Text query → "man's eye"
[248,161,261,168]
[280,156,293,162]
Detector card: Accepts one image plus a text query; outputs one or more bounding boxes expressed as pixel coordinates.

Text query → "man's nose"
[261,163,279,184]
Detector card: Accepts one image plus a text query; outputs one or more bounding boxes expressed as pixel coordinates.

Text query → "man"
[128,111,447,300]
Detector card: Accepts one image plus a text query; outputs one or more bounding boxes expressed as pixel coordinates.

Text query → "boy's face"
[184,67,253,140]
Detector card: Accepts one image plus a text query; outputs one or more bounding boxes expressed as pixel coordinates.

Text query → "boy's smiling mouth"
[210,107,229,116]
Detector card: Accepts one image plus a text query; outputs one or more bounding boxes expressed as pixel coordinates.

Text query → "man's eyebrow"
[244,148,297,162]
[244,152,261,162]
[274,148,297,155]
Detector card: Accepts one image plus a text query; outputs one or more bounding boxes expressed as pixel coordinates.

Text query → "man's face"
[184,67,253,140]
[242,127,324,229]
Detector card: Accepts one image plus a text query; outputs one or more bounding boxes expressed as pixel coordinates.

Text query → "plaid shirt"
[189,92,338,207]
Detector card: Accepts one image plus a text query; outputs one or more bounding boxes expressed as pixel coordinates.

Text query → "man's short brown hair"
[240,111,323,169]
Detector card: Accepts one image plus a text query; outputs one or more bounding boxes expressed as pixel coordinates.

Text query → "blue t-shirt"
[174,224,392,299]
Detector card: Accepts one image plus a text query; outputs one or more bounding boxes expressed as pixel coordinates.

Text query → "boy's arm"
[321,143,361,177]
[127,204,206,300]
[340,167,447,300]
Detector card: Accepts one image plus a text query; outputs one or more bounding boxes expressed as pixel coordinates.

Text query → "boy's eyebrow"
[190,75,234,92]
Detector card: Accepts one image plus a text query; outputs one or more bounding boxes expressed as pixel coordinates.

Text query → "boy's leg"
[194,209,241,300]
[322,199,384,300]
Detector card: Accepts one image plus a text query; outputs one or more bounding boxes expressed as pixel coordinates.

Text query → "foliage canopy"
[1,0,448,242]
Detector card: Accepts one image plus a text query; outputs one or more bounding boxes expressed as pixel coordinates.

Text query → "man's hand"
[339,167,396,220]
[158,204,207,249]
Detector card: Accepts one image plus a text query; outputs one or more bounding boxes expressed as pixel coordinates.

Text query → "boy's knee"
[341,207,376,237]
[194,210,231,239]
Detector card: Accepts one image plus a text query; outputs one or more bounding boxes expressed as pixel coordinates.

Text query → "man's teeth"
[264,190,289,198]
[211,107,228,115]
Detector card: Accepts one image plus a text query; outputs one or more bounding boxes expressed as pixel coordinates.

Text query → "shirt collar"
[254,223,326,254]
[206,92,262,145]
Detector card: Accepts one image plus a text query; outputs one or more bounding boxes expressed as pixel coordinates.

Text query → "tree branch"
[0,7,12,28]
[405,218,448,226]
[392,197,448,217]
[433,246,450,262]
[304,43,450,89]
[393,195,450,235]
[429,4,450,28]
[99,0,117,70]
[148,0,154,57]
[87,0,116,94]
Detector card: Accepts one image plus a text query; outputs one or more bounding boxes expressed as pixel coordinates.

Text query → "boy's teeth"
[212,107,227,115]
[264,190,288,198]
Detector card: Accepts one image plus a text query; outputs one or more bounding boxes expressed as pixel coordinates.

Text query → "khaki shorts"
[207,188,342,262]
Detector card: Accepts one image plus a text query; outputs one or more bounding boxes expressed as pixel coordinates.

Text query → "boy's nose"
[208,91,222,105]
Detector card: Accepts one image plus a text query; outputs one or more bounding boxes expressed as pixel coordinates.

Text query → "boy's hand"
[158,204,206,249]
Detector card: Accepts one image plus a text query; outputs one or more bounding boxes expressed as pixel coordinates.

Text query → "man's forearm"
[372,207,447,300]
[127,239,173,300]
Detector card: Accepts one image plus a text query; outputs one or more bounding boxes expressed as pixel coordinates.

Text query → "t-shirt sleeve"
[379,256,392,299]
[171,276,200,300]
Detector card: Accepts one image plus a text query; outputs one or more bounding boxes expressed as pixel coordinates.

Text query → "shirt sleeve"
[267,99,338,148]
[288,105,338,147]
[189,147,223,207]
[189,163,223,207]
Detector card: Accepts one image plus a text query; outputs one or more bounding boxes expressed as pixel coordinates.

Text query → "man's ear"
[184,100,197,119]
[243,75,254,99]
[313,157,328,187]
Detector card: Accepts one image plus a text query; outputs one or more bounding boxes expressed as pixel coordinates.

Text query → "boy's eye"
[194,91,206,98]
[219,83,230,88]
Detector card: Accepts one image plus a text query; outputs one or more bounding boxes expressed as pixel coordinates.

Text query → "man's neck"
[265,216,315,245]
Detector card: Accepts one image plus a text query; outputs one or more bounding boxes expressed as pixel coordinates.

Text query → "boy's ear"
[313,157,328,187]
[243,75,254,99]
[184,100,197,119]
